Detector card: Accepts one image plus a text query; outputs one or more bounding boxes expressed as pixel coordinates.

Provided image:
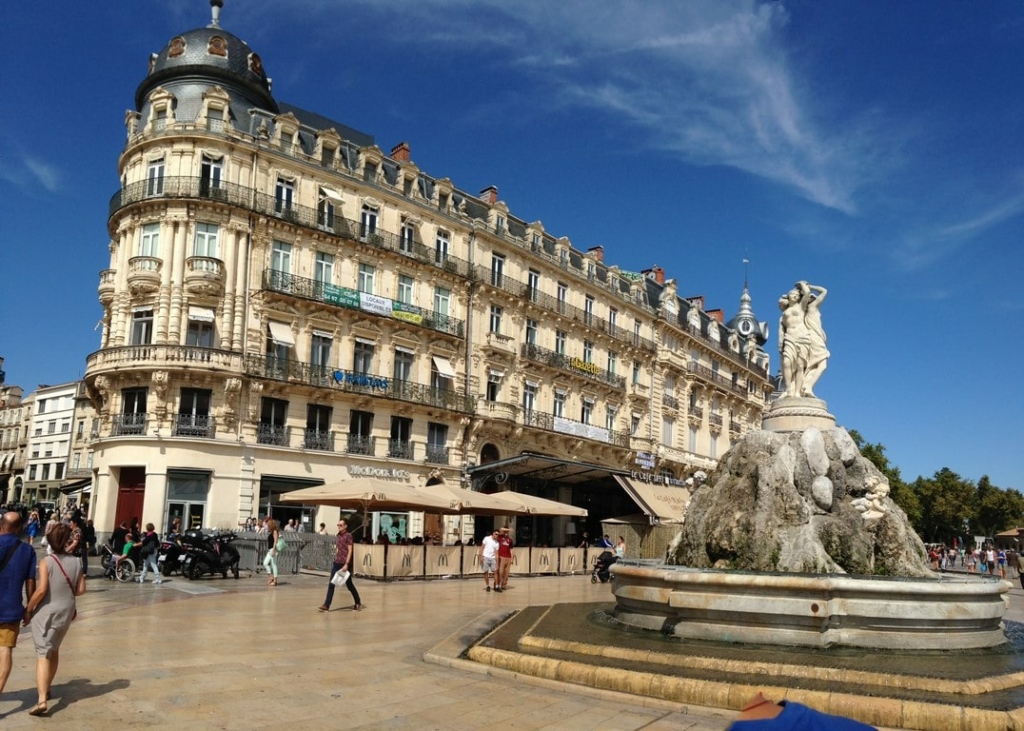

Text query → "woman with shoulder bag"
[262,519,281,587]
[23,522,86,717]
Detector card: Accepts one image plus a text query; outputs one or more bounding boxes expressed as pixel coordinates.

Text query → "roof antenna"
[742,256,750,291]
[210,0,224,28]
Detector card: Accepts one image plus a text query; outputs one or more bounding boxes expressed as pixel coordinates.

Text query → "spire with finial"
[210,0,224,28]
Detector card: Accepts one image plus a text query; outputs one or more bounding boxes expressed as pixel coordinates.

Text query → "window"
[607,351,617,376]
[131,308,154,345]
[353,340,374,374]
[400,219,415,254]
[527,269,540,302]
[710,434,718,459]
[303,404,333,450]
[389,416,413,459]
[265,323,292,375]
[393,349,413,383]
[631,414,641,436]
[632,360,640,385]
[358,263,375,294]
[689,426,698,452]
[663,418,675,447]
[609,308,618,335]
[76,420,84,439]
[489,305,502,334]
[186,316,215,348]
[360,204,378,239]
[634,320,643,345]
[522,382,537,414]
[486,371,501,402]
[271,239,291,273]
[28,465,37,481]
[200,155,222,195]
[557,283,568,314]
[434,287,450,317]
[177,388,212,437]
[119,387,148,436]
[581,398,593,425]
[206,107,225,133]
[555,330,566,356]
[314,252,334,289]
[259,397,288,446]
[496,215,506,235]
[665,375,675,397]
[525,319,537,346]
[73,453,81,469]
[490,254,505,287]
[435,229,449,264]
[431,358,452,392]
[153,107,167,132]
[348,410,374,455]
[426,422,449,464]
[321,145,336,168]
[583,341,593,364]
[553,391,565,418]
[397,275,414,305]
[275,178,294,213]
[606,404,618,432]
[194,223,219,258]
[42,464,51,481]
[147,158,164,196]
[318,191,335,230]
[139,223,160,257]
[47,421,56,434]
[584,295,594,325]
[311,332,332,371]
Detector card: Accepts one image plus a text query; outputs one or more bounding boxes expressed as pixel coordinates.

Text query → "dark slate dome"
[136,23,277,114]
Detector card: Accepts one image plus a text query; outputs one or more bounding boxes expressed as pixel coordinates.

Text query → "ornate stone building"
[84,6,772,541]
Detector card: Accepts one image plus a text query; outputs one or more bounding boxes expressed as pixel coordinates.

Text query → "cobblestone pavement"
[1,563,1020,730]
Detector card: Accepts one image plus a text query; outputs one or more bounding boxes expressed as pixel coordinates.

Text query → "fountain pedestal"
[761,396,836,433]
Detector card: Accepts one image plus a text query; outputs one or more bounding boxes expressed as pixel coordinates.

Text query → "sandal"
[317,605,329,612]
[29,703,48,717]
[268,578,277,586]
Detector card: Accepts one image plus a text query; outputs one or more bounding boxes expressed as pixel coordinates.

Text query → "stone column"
[144,470,169,531]
[167,216,188,344]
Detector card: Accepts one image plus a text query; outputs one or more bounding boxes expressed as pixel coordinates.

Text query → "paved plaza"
[0,562,1020,730]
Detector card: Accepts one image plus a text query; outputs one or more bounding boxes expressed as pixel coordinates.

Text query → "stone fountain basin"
[611,560,1009,650]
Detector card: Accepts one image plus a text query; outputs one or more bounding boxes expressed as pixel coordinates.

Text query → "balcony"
[662,394,679,411]
[261,270,464,339]
[425,445,450,465]
[708,412,723,429]
[172,414,216,438]
[111,413,147,437]
[484,331,516,355]
[185,256,225,297]
[87,345,242,374]
[688,406,703,420]
[245,355,478,413]
[347,434,375,456]
[520,409,630,448]
[730,420,742,435]
[257,424,289,446]
[127,256,162,295]
[479,400,518,422]
[303,429,334,451]
[387,439,414,459]
[99,269,116,305]
[520,343,626,390]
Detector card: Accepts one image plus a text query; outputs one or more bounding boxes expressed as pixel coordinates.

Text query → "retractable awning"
[613,475,691,524]
[431,356,456,379]
[188,306,216,322]
[268,321,295,346]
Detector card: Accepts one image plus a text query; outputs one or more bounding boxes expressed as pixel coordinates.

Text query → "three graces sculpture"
[777,281,829,399]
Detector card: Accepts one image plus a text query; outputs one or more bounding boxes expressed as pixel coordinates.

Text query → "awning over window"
[312,329,333,339]
[431,356,456,379]
[188,306,216,322]
[354,336,376,346]
[268,321,295,346]
[395,345,415,355]
[320,187,343,201]
[613,475,691,524]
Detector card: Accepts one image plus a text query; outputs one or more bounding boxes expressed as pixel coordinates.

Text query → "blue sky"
[1,1,1022,487]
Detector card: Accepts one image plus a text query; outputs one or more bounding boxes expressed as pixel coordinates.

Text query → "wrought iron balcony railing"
[111,413,147,437]
[303,429,335,451]
[172,414,216,438]
[520,409,630,448]
[257,424,289,446]
[425,445,450,465]
[347,434,375,456]
[261,270,464,338]
[520,343,626,390]
[387,439,415,460]
[686,360,749,397]
[244,355,478,414]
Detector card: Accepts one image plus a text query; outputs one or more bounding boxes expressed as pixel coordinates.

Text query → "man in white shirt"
[479,529,500,592]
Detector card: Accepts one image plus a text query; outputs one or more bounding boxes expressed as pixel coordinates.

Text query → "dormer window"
[206,106,225,133]
[208,35,227,57]
[363,162,377,183]
[153,107,167,133]
[321,145,336,168]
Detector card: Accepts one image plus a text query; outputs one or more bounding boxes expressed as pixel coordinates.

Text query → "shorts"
[481,556,497,572]
[0,621,20,648]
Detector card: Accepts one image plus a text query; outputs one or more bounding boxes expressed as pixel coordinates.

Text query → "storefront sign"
[635,451,655,470]
[568,357,600,376]
[333,370,389,390]
[323,284,360,309]
[630,470,689,488]
[348,465,411,480]
[554,416,610,444]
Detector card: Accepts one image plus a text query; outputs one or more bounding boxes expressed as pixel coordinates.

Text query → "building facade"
[83,8,772,541]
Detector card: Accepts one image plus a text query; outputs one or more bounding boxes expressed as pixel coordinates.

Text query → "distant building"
[83,6,772,541]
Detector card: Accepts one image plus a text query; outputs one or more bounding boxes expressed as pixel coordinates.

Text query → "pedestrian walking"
[0,511,37,698]
[318,518,361,612]
[262,518,281,587]
[479,529,499,592]
[136,523,162,584]
[24,521,86,716]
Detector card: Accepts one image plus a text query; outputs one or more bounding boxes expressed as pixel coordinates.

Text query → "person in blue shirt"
[0,511,38,696]
[729,694,876,730]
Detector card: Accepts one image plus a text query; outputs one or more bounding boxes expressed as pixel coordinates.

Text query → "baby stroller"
[591,550,617,584]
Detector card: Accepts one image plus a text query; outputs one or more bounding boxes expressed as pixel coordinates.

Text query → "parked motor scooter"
[179,529,240,580]
[158,539,186,576]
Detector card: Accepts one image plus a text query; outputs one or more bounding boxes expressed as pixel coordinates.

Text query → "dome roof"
[136,24,277,113]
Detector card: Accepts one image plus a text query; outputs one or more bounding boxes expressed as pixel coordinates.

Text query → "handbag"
[331,568,350,586]
[275,537,287,552]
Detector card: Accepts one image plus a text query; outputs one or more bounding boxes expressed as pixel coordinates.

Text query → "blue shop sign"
[333,370,389,390]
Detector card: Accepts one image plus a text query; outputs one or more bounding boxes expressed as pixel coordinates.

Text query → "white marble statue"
[777,281,829,399]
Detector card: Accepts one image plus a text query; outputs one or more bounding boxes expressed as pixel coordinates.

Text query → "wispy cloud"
[281,0,884,214]
[22,156,60,193]
[0,143,61,194]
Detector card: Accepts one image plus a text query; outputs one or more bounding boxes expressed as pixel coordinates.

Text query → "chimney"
[587,246,604,263]
[707,309,724,324]
[686,295,706,311]
[479,185,498,205]
[390,141,410,162]
[642,266,665,285]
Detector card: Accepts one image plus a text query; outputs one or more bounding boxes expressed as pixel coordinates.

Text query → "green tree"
[848,430,921,528]
[913,468,977,544]
[976,475,1024,537]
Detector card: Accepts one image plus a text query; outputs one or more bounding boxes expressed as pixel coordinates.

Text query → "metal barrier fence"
[233,533,589,581]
